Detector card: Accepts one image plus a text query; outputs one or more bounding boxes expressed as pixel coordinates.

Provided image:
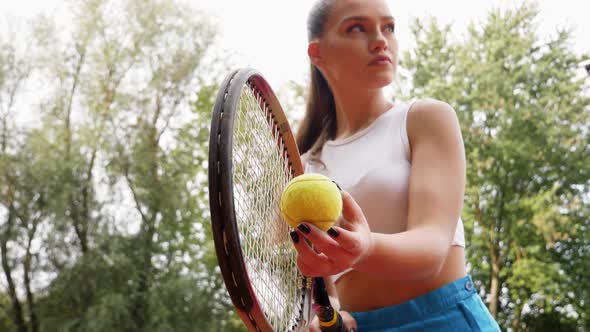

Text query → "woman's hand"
[290,191,374,277]
[308,309,357,332]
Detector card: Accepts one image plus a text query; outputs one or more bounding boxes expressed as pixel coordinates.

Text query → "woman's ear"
[308,41,323,68]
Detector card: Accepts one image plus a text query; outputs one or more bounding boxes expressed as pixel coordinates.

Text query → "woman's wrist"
[352,232,376,272]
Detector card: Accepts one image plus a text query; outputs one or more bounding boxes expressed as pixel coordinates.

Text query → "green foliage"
[0,0,245,331]
[400,2,590,331]
[0,292,16,332]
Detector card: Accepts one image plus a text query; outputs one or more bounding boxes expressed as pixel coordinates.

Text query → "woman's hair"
[296,0,337,158]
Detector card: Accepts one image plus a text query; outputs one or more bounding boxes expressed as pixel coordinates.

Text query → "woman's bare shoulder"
[406,98,461,150]
[410,98,456,116]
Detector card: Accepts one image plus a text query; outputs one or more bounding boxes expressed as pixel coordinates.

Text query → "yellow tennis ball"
[280,173,342,232]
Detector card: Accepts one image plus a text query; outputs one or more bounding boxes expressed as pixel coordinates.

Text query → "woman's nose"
[370,32,388,53]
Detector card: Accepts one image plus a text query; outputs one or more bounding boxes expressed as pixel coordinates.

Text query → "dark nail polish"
[297,224,311,234]
[327,228,339,238]
[332,180,341,191]
[290,231,299,244]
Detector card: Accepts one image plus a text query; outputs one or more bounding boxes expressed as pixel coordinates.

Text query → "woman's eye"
[384,23,395,33]
[347,24,364,32]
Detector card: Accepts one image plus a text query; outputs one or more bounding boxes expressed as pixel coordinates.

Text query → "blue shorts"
[350,275,501,331]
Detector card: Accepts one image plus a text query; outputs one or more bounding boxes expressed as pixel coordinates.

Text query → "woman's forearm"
[353,225,451,281]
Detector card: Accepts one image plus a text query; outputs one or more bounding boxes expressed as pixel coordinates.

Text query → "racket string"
[232,85,304,331]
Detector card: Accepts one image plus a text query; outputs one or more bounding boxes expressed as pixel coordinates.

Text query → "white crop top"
[302,102,465,282]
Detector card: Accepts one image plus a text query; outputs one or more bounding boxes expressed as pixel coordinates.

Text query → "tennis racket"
[208,68,346,332]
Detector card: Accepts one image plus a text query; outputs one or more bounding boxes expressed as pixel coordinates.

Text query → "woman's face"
[311,0,398,90]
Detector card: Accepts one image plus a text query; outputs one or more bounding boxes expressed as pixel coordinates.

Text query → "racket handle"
[317,305,346,332]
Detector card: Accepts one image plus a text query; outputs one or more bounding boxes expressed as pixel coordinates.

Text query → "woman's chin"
[338,71,395,90]
[366,74,395,89]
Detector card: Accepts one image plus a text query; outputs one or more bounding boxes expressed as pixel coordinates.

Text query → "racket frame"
[209,68,312,332]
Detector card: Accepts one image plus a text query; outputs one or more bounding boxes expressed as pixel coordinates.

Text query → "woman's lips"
[369,56,392,66]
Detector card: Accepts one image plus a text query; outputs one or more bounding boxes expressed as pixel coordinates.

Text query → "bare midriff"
[335,246,467,312]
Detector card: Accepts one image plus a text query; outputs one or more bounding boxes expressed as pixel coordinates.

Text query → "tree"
[400,2,590,331]
[1,0,245,330]
[0,18,38,332]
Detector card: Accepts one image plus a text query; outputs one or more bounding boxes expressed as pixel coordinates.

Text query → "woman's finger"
[297,254,322,276]
[292,232,334,275]
[339,310,358,332]
[308,316,321,332]
[340,191,366,228]
[292,231,329,260]
[295,223,352,261]
[295,223,339,248]
[324,226,363,254]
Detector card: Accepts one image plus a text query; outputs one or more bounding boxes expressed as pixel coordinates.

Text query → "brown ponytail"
[296,0,337,158]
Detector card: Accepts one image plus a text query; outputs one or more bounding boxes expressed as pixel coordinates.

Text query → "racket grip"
[317,305,346,332]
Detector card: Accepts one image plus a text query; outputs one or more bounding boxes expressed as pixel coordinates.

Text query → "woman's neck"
[332,86,393,140]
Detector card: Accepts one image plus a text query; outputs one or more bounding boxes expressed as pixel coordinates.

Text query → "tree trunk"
[1,209,28,332]
[125,171,157,331]
[475,191,500,319]
[64,47,90,255]
[1,113,7,153]
[488,249,500,319]
[1,102,28,332]
[488,178,506,320]
[24,223,40,332]
[129,219,155,331]
[511,303,522,332]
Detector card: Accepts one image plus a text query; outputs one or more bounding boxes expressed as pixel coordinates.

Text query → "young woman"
[290,0,501,331]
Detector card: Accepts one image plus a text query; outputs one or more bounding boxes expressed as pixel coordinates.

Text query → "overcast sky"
[1,0,589,89]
